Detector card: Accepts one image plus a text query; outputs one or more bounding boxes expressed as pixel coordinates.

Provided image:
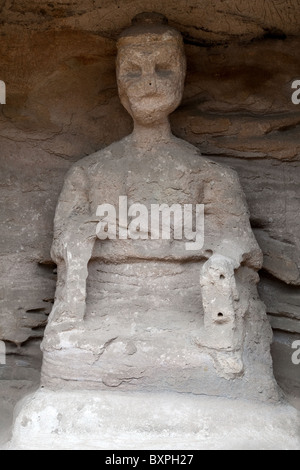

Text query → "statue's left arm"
[203,163,263,271]
[198,163,263,361]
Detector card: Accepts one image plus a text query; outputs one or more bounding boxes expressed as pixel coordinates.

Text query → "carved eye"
[155,63,173,77]
[124,64,142,79]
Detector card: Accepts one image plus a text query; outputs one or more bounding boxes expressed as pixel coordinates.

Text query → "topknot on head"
[118,12,184,49]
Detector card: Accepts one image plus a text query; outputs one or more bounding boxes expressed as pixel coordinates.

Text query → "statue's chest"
[88,157,205,209]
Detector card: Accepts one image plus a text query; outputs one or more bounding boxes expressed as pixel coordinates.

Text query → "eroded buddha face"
[117,37,186,126]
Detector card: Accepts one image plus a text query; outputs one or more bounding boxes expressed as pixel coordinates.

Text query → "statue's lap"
[41,258,278,402]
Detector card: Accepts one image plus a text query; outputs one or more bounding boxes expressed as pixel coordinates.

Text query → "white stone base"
[9,389,300,450]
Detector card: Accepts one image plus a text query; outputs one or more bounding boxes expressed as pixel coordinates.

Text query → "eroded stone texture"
[38,13,279,402]
[9,390,300,450]
[0,1,299,407]
[1,0,300,44]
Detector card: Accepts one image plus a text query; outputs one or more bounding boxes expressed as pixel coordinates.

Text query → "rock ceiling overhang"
[0,0,300,45]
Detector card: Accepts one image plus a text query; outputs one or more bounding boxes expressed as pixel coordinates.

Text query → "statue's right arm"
[51,165,90,264]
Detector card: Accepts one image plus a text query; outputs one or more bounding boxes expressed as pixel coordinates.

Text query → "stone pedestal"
[9,389,300,450]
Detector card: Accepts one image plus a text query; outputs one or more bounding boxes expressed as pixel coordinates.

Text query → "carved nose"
[144,77,156,92]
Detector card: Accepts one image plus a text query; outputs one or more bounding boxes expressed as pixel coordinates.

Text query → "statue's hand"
[201,254,239,301]
[202,254,236,277]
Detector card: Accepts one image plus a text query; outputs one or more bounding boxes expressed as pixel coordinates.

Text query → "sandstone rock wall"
[0,0,299,403]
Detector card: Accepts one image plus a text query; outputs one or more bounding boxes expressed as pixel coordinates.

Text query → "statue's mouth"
[134,96,167,108]
[138,92,163,99]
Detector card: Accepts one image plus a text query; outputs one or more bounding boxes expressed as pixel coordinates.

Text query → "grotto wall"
[0,0,300,407]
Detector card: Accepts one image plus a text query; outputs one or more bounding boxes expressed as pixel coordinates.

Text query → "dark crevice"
[183,36,229,48]
[42,298,55,304]
[26,308,46,314]
[258,269,281,284]
[265,123,300,135]
[38,259,56,267]
[262,28,287,41]
[276,124,300,133]
[259,269,300,290]
[250,218,266,230]
[30,325,47,332]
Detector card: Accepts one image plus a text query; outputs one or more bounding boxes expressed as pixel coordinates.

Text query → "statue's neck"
[131,120,173,149]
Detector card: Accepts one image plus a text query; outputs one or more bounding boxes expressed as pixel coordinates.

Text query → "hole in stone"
[218,313,224,317]
[220,275,225,280]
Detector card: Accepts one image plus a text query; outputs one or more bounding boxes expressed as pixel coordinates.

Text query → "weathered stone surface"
[272,331,300,407]
[209,157,300,286]
[259,274,300,322]
[9,389,300,450]
[172,39,300,162]
[36,14,280,405]
[1,0,300,45]
[255,231,300,286]
[0,0,299,417]
[1,34,300,349]
[269,316,300,334]
[0,257,55,344]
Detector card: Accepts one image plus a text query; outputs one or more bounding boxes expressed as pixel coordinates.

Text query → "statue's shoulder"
[172,136,239,182]
[202,157,239,183]
[67,137,130,174]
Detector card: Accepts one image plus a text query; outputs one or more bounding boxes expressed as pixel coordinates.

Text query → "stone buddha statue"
[41,12,279,401]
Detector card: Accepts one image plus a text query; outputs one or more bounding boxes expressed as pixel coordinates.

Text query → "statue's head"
[117,12,186,126]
